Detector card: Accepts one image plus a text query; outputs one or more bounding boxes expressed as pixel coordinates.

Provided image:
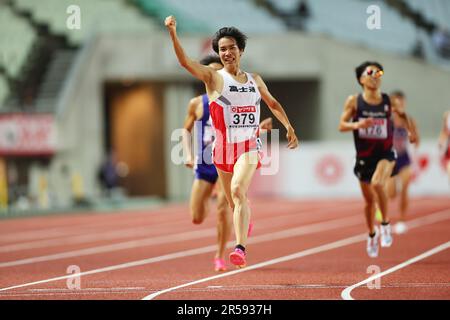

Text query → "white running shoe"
[394,221,408,234]
[380,223,393,247]
[366,227,379,258]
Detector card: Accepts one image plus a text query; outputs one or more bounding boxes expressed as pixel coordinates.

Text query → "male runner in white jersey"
[182,55,230,272]
[182,55,273,271]
[166,15,299,268]
[339,61,416,258]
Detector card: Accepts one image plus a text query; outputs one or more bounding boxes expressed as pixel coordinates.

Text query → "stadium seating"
[14,0,159,46]
[304,0,417,55]
[135,0,209,33]
[135,0,287,34]
[266,0,302,15]
[0,76,9,107]
[407,0,450,30]
[0,5,37,78]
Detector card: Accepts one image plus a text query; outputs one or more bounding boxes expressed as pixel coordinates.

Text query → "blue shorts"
[195,164,218,184]
[394,152,411,172]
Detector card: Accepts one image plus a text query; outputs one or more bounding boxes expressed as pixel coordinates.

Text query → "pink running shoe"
[247,222,254,237]
[229,248,246,268]
[214,258,226,272]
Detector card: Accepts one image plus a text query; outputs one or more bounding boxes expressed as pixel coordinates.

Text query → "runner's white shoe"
[367,227,379,258]
[380,223,393,247]
[394,221,408,234]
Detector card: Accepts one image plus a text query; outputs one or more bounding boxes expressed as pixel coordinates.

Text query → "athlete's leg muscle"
[190,179,214,224]
[371,159,395,223]
[398,166,412,221]
[230,152,258,247]
[216,168,234,210]
[359,181,376,234]
[216,185,231,259]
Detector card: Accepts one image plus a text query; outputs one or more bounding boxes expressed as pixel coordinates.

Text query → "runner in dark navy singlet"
[352,91,397,179]
[339,61,417,258]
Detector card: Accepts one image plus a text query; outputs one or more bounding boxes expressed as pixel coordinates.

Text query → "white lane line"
[0,217,189,245]
[0,201,324,242]
[0,214,184,244]
[0,202,359,253]
[0,207,183,242]
[142,209,450,300]
[0,198,436,252]
[0,245,219,293]
[0,292,146,297]
[141,234,367,300]
[0,222,189,253]
[0,228,87,243]
[0,197,438,243]
[0,228,215,268]
[341,240,450,300]
[1,208,448,296]
[0,214,363,292]
[190,282,450,292]
[0,203,360,267]
[28,287,146,292]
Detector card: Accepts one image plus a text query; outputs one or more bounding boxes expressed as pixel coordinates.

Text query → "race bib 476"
[358,118,388,139]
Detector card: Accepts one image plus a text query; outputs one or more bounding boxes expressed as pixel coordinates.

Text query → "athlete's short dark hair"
[200,54,222,66]
[355,61,384,86]
[212,27,248,54]
[391,90,405,98]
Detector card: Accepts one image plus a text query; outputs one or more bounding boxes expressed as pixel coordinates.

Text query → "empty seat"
[304,0,417,55]
[0,75,9,108]
[0,5,37,77]
[14,0,159,46]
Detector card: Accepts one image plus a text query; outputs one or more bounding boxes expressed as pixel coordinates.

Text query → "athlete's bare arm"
[410,118,420,147]
[165,15,221,95]
[438,111,449,150]
[252,73,298,149]
[391,96,417,144]
[182,96,202,168]
[338,95,374,132]
[259,117,273,132]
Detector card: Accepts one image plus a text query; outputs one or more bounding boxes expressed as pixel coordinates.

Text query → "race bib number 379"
[358,118,388,139]
[225,106,260,143]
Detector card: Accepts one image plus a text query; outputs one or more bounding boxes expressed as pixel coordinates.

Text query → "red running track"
[0,197,449,300]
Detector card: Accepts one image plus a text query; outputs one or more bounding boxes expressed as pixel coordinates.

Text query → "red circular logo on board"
[315,155,344,185]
